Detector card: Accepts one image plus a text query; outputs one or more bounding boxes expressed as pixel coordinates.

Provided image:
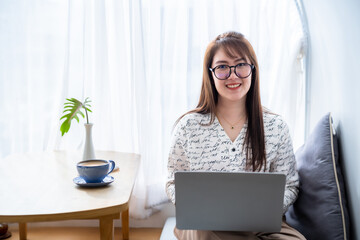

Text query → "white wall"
[302,0,360,239]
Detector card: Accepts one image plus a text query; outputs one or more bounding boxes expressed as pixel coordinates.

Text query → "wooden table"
[0,150,140,240]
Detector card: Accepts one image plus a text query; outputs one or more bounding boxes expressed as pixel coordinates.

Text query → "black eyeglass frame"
[209,63,255,80]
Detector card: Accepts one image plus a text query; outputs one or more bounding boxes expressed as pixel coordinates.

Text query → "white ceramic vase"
[83,123,96,160]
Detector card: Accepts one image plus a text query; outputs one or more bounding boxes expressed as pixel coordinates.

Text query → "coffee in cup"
[77,159,115,183]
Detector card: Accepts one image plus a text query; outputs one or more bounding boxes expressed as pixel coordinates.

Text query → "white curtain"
[0,0,306,218]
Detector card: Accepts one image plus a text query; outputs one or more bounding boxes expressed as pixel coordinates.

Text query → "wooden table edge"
[0,203,129,222]
[6,203,130,240]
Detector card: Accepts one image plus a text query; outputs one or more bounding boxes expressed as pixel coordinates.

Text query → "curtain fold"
[0,0,306,219]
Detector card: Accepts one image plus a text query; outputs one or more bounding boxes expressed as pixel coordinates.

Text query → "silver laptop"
[175,171,286,232]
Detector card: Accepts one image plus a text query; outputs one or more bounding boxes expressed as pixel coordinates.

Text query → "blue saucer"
[73,175,114,187]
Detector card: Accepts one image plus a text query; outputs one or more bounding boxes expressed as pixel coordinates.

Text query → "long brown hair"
[178,31,266,171]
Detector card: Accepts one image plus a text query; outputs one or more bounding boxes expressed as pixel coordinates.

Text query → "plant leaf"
[60,98,86,136]
[79,111,85,118]
[74,115,80,123]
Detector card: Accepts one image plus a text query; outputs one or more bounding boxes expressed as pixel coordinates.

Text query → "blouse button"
[231,148,236,152]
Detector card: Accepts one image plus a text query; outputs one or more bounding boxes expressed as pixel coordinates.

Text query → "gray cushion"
[286,113,350,240]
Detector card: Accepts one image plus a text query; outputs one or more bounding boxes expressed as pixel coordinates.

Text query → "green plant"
[60,97,92,136]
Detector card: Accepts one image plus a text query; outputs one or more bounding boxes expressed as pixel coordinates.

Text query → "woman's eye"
[218,65,228,69]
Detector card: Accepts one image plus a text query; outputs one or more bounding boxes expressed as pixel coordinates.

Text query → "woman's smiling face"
[211,47,252,104]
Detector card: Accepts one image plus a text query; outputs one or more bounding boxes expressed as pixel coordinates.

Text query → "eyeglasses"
[209,63,255,80]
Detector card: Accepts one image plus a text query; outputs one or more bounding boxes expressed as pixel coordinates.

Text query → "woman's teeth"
[226,83,241,89]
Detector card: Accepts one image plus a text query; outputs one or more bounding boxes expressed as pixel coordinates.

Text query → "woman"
[166,31,306,240]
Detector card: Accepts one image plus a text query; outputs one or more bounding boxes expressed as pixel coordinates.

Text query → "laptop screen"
[175,171,286,232]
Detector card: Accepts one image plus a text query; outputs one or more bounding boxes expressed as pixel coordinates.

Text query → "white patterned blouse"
[166,111,299,214]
